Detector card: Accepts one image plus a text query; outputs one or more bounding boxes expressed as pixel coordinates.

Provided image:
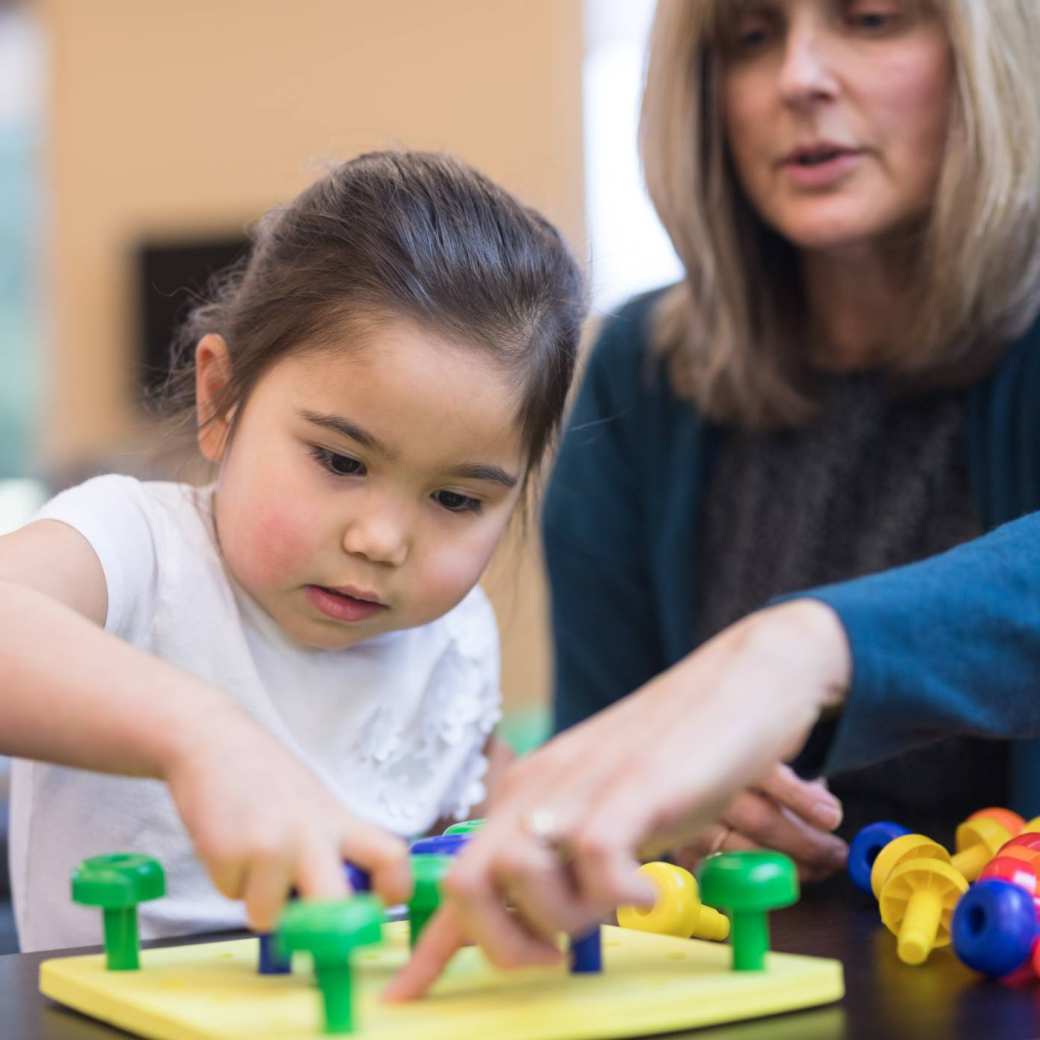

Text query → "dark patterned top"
[695,371,1007,846]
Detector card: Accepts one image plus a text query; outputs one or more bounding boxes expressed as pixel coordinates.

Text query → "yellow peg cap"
[951,817,1011,881]
[870,834,950,901]
[879,858,967,965]
[618,862,730,941]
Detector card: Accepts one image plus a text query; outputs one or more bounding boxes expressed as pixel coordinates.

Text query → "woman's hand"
[672,766,847,884]
[383,598,850,1001]
[165,708,412,933]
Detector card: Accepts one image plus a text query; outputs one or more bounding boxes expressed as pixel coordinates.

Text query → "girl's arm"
[0,520,411,926]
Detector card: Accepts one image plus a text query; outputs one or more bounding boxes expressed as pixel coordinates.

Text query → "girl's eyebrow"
[298,408,519,489]
[300,408,394,458]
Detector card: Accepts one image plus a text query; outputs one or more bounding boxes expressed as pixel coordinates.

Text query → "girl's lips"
[305,584,388,623]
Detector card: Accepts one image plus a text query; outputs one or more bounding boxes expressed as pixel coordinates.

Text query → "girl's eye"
[433,490,482,515]
[311,447,364,477]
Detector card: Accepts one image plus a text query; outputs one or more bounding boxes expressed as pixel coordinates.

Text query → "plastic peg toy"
[409,854,452,948]
[258,932,292,975]
[344,862,372,893]
[952,879,1039,978]
[870,834,952,900]
[410,834,469,857]
[951,817,1012,882]
[878,858,968,965]
[980,855,1040,914]
[71,853,165,972]
[443,819,484,837]
[699,851,798,972]
[996,832,1040,863]
[847,822,910,894]
[569,927,602,973]
[258,861,373,975]
[617,862,729,941]
[967,807,1025,838]
[276,895,383,1035]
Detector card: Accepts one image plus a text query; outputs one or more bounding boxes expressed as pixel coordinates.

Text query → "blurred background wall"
[37,0,586,750]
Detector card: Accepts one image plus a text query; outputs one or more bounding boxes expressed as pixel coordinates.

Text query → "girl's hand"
[671,767,847,883]
[383,599,850,1001]
[164,711,412,932]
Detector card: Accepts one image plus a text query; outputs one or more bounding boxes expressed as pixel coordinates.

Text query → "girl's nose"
[777,22,839,110]
[341,508,409,567]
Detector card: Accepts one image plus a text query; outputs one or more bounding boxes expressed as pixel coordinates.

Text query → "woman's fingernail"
[813,802,843,830]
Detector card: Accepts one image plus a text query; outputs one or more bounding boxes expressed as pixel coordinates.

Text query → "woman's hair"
[640,0,1040,427]
[165,150,586,484]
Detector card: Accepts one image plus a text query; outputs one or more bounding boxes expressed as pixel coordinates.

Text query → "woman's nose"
[341,507,409,567]
[777,24,839,109]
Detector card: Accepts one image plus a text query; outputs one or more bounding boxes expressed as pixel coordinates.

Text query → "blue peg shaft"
[570,927,602,973]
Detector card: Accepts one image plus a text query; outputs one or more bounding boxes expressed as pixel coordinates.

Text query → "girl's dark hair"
[165,150,586,483]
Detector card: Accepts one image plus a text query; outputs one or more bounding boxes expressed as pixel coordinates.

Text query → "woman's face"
[720,0,953,256]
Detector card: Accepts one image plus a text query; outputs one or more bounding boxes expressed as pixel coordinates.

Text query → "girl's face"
[197,320,525,651]
[720,0,952,255]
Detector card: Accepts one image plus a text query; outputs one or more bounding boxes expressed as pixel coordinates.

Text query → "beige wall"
[39,0,586,717]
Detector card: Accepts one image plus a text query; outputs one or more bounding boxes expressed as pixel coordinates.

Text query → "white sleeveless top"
[10,476,500,951]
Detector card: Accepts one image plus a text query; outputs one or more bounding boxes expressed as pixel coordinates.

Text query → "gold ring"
[522,807,561,844]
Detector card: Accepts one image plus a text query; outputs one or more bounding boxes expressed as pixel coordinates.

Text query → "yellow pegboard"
[40,921,844,1039]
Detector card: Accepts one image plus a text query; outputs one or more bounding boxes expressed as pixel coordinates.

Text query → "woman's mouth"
[780,145,864,189]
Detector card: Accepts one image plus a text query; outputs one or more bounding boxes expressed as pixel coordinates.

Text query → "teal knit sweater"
[544,290,1040,815]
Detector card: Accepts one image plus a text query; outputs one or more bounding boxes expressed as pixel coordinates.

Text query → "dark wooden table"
[3,878,1040,1040]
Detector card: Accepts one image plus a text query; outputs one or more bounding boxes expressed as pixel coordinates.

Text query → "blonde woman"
[388,0,1040,990]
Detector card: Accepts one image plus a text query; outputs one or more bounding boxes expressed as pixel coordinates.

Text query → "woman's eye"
[726,16,776,55]
[433,490,482,514]
[848,5,902,32]
[311,447,364,477]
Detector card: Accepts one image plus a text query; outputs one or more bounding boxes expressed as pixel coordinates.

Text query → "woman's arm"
[385,598,848,997]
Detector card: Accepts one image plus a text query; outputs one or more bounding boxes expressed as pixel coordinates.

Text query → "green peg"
[443,818,484,837]
[71,853,165,971]
[409,853,452,948]
[699,851,798,971]
[277,895,383,1035]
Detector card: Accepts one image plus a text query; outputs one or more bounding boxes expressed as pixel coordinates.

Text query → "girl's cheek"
[238,503,316,586]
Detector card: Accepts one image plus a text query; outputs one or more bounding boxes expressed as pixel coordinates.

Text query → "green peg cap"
[277,895,384,962]
[277,896,383,1035]
[72,853,166,908]
[443,819,484,836]
[699,850,799,912]
[699,851,798,972]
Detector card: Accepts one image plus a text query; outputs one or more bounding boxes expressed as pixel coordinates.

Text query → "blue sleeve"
[543,304,666,734]
[797,511,1040,775]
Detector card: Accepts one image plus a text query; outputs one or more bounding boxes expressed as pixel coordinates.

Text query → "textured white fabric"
[9,475,500,952]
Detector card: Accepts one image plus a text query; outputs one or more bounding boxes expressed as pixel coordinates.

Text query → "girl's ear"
[195,334,236,462]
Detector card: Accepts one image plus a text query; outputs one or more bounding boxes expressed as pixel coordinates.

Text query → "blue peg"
[570,927,602,973]
[848,821,909,894]
[410,834,469,857]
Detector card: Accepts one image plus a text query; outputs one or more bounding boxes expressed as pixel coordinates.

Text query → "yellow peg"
[618,862,730,942]
[870,834,951,900]
[950,816,1011,881]
[878,858,968,965]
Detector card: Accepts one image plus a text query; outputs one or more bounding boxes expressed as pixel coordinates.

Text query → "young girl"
[0,150,585,952]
